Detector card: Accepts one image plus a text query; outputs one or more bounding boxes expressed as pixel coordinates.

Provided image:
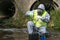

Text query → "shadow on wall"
[30,0,59,13]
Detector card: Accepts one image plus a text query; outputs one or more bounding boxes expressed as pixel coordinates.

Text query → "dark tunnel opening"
[0,0,15,19]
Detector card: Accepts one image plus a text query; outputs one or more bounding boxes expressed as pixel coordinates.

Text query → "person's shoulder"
[45,10,49,13]
[26,11,31,14]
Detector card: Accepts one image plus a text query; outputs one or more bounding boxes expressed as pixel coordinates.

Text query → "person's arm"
[25,10,34,17]
[41,12,50,22]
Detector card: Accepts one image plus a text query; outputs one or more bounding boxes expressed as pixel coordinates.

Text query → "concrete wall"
[54,0,60,8]
[13,0,36,18]
[0,0,60,19]
[14,0,60,13]
[13,0,60,19]
[15,0,36,13]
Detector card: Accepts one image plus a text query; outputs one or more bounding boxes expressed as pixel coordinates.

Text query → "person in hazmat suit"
[25,4,50,40]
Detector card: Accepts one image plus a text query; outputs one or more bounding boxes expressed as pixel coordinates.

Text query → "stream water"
[0,28,28,40]
[0,28,60,40]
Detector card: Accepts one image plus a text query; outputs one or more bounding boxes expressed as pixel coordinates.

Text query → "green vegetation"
[3,10,27,28]
[48,9,60,30]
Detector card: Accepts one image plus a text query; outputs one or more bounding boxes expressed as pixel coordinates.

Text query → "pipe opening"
[0,0,15,19]
[30,0,59,12]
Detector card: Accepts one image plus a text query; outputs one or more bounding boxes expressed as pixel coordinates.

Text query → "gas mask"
[38,9,43,16]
